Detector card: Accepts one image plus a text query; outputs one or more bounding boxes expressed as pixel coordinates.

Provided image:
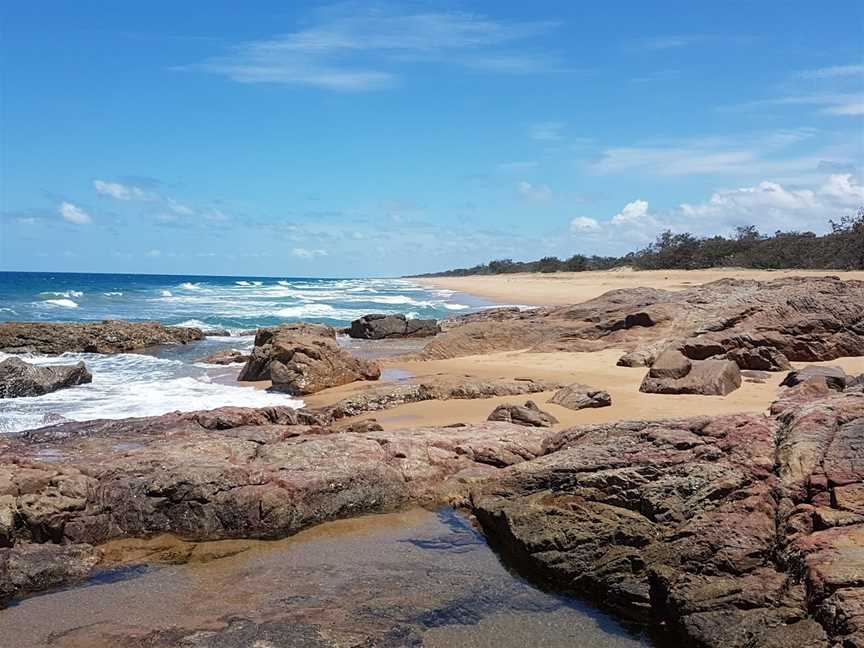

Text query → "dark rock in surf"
[0,357,92,398]
[349,314,440,340]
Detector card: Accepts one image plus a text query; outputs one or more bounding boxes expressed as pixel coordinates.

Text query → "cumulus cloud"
[517,181,552,202]
[291,247,328,258]
[569,216,600,232]
[611,199,654,225]
[58,202,92,225]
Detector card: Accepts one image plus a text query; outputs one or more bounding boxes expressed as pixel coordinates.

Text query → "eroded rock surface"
[237,324,381,394]
[349,313,440,339]
[422,277,864,364]
[328,377,562,418]
[0,408,554,607]
[0,357,92,398]
[0,321,204,355]
[470,390,864,647]
[640,357,742,396]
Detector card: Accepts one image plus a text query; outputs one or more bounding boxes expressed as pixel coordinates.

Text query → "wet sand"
[416,268,864,306]
[0,508,653,647]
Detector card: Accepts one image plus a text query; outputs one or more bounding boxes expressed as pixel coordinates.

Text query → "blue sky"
[1,1,862,277]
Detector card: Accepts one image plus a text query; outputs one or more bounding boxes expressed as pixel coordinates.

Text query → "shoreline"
[415,267,864,306]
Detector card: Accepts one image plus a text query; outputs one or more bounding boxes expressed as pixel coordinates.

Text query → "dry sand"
[302,350,864,432]
[416,267,864,306]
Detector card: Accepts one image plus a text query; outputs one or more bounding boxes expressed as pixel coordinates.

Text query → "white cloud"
[58,202,92,225]
[180,8,556,90]
[292,247,328,258]
[819,173,864,205]
[517,181,552,202]
[569,216,600,232]
[165,198,195,216]
[799,64,864,79]
[822,102,864,116]
[528,121,564,141]
[146,249,162,257]
[611,199,654,225]
[93,180,155,201]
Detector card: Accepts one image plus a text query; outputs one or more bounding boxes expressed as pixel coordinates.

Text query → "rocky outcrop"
[470,390,864,647]
[640,353,742,395]
[0,321,204,355]
[549,383,612,410]
[195,350,250,365]
[349,314,440,339]
[0,357,92,398]
[488,401,558,427]
[0,408,555,607]
[237,324,381,395]
[328,377,562,418]
[422,277,864,364]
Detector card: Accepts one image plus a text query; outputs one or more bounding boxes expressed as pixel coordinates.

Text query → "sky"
[1,1,863,277]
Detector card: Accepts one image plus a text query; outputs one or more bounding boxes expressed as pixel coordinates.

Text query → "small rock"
[487,401,558,427]
[649,350,692,379]
[781,366,848,391]
[549,384,612,410]
[196,350,250,365]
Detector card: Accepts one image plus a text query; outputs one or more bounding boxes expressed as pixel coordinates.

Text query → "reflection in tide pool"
[0,508,655,647]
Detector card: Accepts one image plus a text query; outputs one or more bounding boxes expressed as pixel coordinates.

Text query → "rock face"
[0,408,554,607]
[487,401,558,427]
[237,324,381,395]
[640,357,742,396]
[195,350,250,365]
[422,277,864,364]
[0,321,204,355]
[328,377,562,418]
[549,383,612,410]
[0,357,92,398]
[471,389,864,647]
[349,314,440,339]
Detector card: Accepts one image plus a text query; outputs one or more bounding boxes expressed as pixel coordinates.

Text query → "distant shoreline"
[415,267,864,307]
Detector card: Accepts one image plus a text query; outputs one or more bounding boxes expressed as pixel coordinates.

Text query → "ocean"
[0,271,491,433]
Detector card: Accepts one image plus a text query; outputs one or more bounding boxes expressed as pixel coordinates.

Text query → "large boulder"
[237,324,381,395]
[487,401,558,427]
[0,358,92,398]
[471,391,864,647]
[640,358,741,395]
[549,383,612,410]
[349,314,440,340]
[0,321,203,355]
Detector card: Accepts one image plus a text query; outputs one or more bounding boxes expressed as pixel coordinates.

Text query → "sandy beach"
[303,269,864,430]
[416,268,864,306]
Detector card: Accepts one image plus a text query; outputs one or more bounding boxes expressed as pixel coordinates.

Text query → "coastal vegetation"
[416,208,864,276]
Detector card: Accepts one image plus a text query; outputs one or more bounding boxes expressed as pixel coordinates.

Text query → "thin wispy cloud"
[517,181,552,202]
[93,179,209,223]
[93,180,156,201]
[177,6,558,90]
[637,35,699,51]
[528,121,565,141]
[799,63,864,79]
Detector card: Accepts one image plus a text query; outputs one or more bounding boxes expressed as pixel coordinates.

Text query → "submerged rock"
[195,350,249,365]
[0,357,92,398]
[487,401,558,427]
[349,313,440,339]
[0,320,204,355]
[237,324,381,395]
[549,383,612,410]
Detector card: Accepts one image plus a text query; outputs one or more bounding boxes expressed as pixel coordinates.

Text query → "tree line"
[414,208,864,276]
